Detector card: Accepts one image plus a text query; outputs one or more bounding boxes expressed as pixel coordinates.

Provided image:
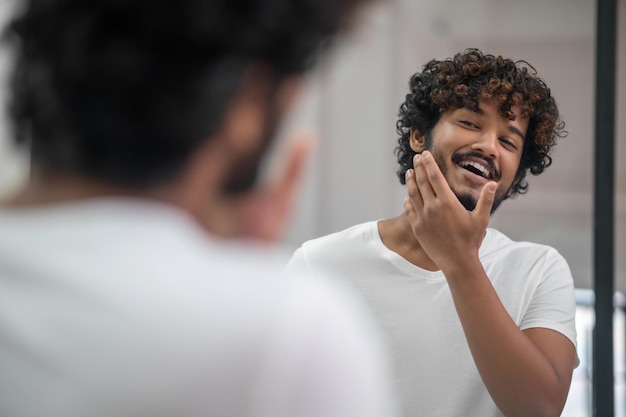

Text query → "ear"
[218,66,274,156]
[219,68,303,157]
[409,127,426,152]
[173,66,276,219]
[196,133,313,243]
[181,70,306,243]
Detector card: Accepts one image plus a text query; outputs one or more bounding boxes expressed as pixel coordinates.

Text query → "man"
[0,1,397,416]
[286,49,577,417]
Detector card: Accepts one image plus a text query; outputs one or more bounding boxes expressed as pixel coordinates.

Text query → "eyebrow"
[465,106,526,141]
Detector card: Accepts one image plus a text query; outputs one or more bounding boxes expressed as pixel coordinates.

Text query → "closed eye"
[460,120,479,129]
[499,137,518,150]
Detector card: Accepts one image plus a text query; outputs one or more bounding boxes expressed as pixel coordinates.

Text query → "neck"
[3,171,180,208]
[377,214,440,271]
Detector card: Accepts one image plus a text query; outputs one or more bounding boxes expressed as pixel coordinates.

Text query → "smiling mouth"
[452,152,501,181]
[459,160,493,179]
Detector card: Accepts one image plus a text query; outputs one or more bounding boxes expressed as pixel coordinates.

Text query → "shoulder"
[483,228,567,264]
[482,228,575,308]
[285,221,381,275]
[303,221,377,244]
[482,228,574,292]
[298,221,379,256]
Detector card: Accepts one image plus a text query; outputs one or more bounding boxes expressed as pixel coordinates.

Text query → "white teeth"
[460,160,490,178]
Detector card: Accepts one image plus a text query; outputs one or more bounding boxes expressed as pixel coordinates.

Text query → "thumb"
[473,181,496,219]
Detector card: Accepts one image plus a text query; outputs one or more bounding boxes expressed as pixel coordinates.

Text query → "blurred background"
[0,0,623,416]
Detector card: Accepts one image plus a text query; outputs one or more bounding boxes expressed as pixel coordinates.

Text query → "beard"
[423,136,509,214]
[454,190,505,214]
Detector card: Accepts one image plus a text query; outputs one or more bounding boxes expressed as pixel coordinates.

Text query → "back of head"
[5,0,370,188]
[395,48,566,197]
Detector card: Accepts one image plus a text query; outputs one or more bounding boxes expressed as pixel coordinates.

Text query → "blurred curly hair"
[5,0,371,187]
[394,48,566,197]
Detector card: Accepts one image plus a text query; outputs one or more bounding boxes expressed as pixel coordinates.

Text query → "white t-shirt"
[286,221,577,417]
[0,200,396,417]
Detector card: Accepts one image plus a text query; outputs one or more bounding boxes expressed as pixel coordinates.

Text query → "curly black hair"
[4,0,371,187]
[394,48,566,197]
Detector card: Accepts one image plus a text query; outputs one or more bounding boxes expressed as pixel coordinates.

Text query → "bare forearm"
[444,260,570,417]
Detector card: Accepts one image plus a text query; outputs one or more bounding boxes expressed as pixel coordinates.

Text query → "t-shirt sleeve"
[519,249,578,351]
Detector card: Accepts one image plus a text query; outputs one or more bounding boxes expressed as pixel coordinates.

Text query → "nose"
[471,130,499,159]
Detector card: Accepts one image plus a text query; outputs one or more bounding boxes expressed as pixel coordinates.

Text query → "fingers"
[418,150,458,200]
[405,168,423,212]
[406,151,443,217]
[473,181,496,223]
[412,153,436,201]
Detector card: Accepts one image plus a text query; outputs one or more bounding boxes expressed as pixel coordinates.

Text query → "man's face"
[412,100,528,214]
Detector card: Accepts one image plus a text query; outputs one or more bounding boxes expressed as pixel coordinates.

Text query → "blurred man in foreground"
[0,1,396,416]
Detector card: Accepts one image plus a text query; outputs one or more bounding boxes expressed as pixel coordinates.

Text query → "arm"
[404,151,576,417]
